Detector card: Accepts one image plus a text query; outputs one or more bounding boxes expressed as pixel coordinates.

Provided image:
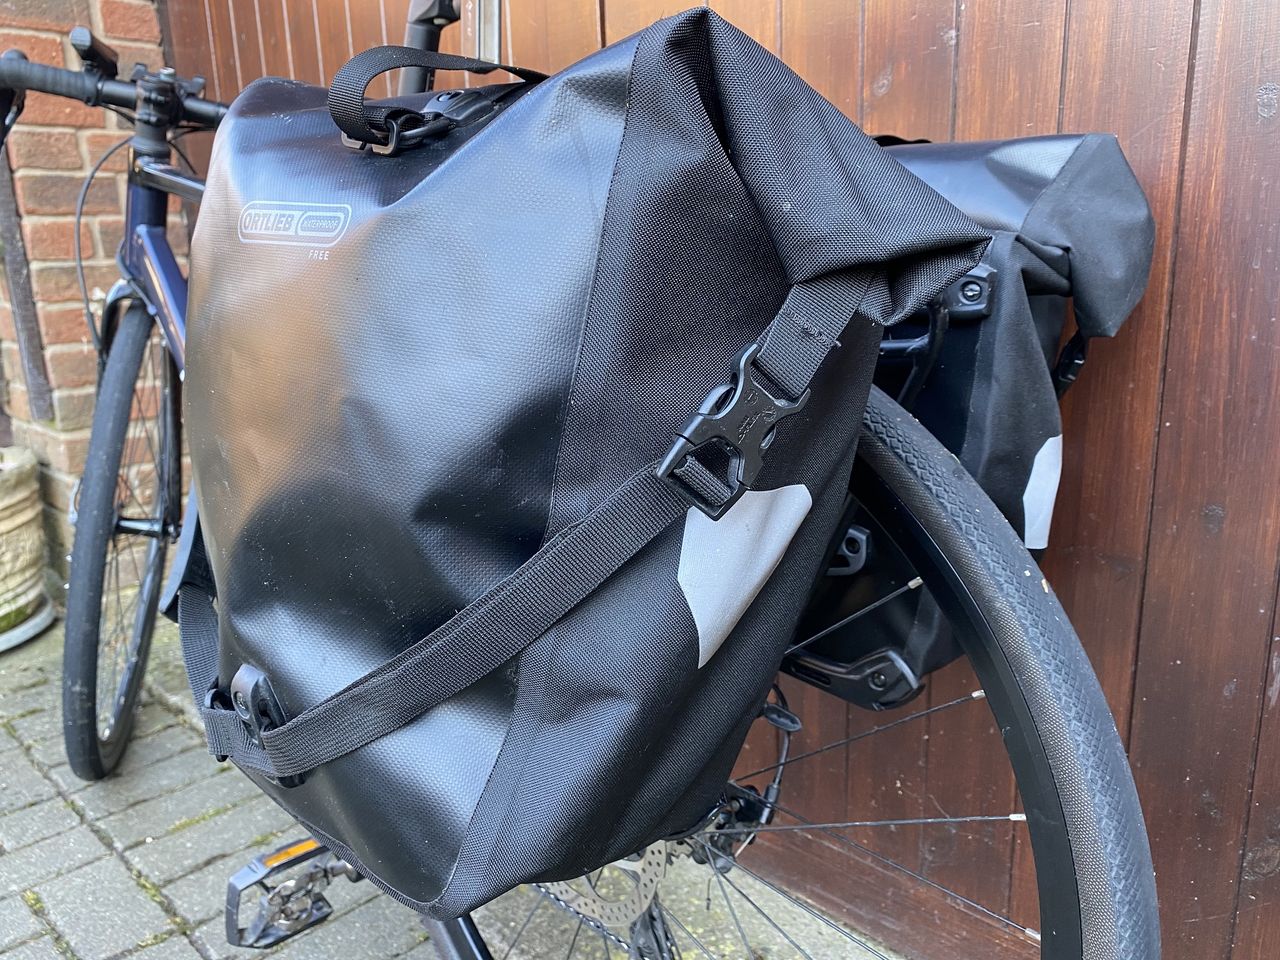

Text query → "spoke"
[735,689,985,781]
[713,813,1027,835]
[787,576,923,655]
[717,849,892,960]
[702,850,815,960]
[766,800,1034,936]
[657,904,719,960]
[707,857,754,959]
[599,930,612,960]
[564,917,583,959]
[501,895,544,960]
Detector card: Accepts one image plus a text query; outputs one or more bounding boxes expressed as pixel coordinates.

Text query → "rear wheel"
[63,303,181,780]
[430,386,1159,959]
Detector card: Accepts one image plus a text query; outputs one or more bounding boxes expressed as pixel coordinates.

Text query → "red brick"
[80,130,131,171]
[110,40,164,73]
[1,341,24,384]
[0,31,65,67]
[13,171,119,215]
[6,380,31,420]
[0,302,14,341]
[166,216,189,257]
[20,217,94,260]
[5,129,81,170]
[12,93,102,128]
[52,385,95,431]
[21,422,91,474]
[45,343,97,389]
[0,0,93,33]
[94,215,124,257]
[37,302,92,345]
[30,263,119,303]
[100,0,161,43]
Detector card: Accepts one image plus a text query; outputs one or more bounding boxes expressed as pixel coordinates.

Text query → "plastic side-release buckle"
[226,665,306,788]
[657,344,808,520]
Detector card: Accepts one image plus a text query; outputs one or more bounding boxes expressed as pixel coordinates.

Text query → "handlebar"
[0,50,228,129]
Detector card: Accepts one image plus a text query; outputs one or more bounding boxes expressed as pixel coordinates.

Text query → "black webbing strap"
[193,271,869,780]
[327,46,546,146]
[199,464,690,777]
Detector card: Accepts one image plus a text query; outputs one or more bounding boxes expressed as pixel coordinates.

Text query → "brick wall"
[0,0,181,582]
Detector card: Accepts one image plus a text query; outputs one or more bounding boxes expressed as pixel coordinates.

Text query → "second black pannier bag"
[178,8,986,917]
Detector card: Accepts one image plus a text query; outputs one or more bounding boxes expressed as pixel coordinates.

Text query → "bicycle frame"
[103,154,203,367]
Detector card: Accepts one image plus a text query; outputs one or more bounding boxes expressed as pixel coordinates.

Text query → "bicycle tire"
[438,384,1160,958]
[63,303,179,780]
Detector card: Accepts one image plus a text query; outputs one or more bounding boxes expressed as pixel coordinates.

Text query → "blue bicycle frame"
[103,155,204,368]
[107,153,206,613]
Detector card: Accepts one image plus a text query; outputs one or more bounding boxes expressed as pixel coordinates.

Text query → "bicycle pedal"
[225,836,360,948]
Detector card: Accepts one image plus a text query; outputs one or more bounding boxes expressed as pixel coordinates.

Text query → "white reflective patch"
[1022,434,1063,550]
[677,485,813,668]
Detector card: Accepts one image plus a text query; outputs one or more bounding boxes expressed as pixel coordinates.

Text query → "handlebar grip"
[181,94,228,126]
[0,54,99,102]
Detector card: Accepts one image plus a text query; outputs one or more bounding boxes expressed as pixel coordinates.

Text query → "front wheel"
[63,303,181,780]
[433,386,1159,959]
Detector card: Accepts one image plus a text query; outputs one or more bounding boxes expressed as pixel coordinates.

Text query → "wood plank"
[203,1,242,98]
[708,0,779,53]
[861,0,956,141]
[505,0,602,73]
[954,0,1067,140]
[779,0,861,120]
[603,1,701,46]
[1028,0,1195,933]
[1124,0,1280,954]
[254,0,293,78]
[282,0,324,84]
[1233,619,1280,959]
[228,0,266,83]
[312,0,353,85]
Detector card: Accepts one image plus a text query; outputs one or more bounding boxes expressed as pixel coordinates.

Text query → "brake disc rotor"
[539,842,671,929]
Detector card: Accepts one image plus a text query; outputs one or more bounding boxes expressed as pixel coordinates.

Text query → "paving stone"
[100,767,259,849]
[272,894,426,960]
[0,936,62,960]
[0,728,22,754]
[132,933,208,959]
[5,705,60,746]
[0,894,42,950]
[35,855,174,959]
[0,826,107,897]
[125,796,298,885]
[162,851,252,925]
[57,747,213,818]
[0,683,55,722]
[31,714,190,771]
[0,756,56,815]
[0,798,80,852]
[191,917,285,960]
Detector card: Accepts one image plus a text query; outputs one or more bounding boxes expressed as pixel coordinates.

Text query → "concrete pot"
[0,447,55,652]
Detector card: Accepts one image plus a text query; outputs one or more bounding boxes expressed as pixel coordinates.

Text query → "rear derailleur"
[225,837,362,948]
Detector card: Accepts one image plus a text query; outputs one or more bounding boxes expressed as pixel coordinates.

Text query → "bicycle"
[0,16,1159,960]
[0,31,226,779]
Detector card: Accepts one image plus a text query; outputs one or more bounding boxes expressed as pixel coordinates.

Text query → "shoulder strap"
[189,271,872,783]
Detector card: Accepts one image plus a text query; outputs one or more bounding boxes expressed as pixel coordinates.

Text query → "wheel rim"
[462,435,1082,959]
[94,332,174,744]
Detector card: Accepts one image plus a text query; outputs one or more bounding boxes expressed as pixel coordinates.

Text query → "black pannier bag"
[797,134,1153,701]
[179,9,986,917]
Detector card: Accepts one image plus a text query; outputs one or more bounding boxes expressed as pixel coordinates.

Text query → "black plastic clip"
[229,665,306,788]
[657,344,808,519]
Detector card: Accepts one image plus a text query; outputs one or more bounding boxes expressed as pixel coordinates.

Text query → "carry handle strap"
[328,46,546,146]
